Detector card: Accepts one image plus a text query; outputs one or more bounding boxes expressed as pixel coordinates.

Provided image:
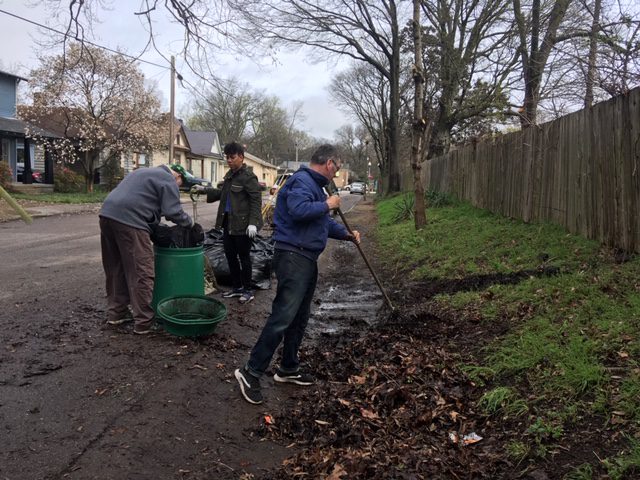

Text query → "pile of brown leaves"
[260,324,512,479]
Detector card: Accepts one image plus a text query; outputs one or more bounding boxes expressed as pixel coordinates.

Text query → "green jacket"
[205,164,264,235]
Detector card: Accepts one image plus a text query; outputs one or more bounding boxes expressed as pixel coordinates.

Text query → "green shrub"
[426,189,455,207]
[391,190,455,223]
[392,194,415,222]
[101,157,124,191]
[0,161,13,190]
[54,166,85,193]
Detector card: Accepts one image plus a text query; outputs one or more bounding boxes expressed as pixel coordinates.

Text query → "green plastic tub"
[152,245,204,311]
[156,295,227,337]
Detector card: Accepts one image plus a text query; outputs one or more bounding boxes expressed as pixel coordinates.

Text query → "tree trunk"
[411,0,427,229]
[387,9,403,195]
[83,150,99,193]
[428,124,452,159]
[515,0,572,127]
[585,0,601,108]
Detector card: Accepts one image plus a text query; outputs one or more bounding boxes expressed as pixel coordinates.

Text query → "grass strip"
[376,193,640,475]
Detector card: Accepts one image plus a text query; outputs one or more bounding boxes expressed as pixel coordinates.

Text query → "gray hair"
[310,144,340,165]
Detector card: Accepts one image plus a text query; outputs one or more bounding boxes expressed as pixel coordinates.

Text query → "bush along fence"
[422,87,640,252]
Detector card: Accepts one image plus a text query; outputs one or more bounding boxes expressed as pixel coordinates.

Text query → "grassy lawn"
[376,193,640,478]
[11,192,108,203]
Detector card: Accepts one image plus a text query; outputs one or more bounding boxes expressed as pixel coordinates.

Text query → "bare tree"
[513,0,639,122]
[333,124,371,179]
[418,0,517,156]
[37,0,236,87]
[513,0,575,126]
[187,80,309,163]
[330,63,391,184]
[228,0,409,195]
[188,78,260,143]
[591,0,640,97]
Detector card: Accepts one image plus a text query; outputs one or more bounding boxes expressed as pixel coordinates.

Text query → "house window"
[0,138,8,162]
[138,153,147,166]
[175,134,181,146]
[16,141,24,166]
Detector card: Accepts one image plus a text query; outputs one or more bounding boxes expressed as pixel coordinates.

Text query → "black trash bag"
[151,223,204,248]
[203,228,274,290]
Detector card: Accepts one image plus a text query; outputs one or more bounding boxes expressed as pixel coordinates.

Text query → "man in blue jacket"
[234,144,360,404]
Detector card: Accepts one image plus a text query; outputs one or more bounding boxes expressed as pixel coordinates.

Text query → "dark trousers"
[99,217,155,326]
[247,250,318,377]
[222,219,253,290]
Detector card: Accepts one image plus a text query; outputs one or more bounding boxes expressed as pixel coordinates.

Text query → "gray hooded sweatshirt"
[99,165,192,232]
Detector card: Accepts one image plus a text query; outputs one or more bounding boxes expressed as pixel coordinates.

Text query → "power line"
[179,76,210,104]
[0,7,205,106]
[0,7,168,70]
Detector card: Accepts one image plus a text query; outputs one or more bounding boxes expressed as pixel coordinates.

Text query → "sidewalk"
[0,200,101,223]
[0,195,203,223]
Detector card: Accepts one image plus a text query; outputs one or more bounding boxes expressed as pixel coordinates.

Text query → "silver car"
[349,181,366,195]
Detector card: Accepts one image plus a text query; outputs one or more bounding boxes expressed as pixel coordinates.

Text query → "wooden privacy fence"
[422,87,640,252]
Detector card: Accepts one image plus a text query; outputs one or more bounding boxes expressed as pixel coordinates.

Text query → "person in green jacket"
[192,142,263,304]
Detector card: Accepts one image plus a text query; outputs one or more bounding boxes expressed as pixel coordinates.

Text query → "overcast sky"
[0,0,351,140]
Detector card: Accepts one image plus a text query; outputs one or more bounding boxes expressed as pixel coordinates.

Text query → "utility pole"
[169,55,176,164]
[295,141,299,164]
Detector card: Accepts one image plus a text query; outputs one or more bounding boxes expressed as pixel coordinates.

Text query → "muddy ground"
[0,198,617,479]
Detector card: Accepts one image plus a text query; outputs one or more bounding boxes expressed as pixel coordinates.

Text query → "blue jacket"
[273,166,349,260]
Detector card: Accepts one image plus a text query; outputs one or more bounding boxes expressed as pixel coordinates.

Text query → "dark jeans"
[247,250,318,377]
[222,219,253,290]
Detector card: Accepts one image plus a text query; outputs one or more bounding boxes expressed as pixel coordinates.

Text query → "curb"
[0,204,101,223]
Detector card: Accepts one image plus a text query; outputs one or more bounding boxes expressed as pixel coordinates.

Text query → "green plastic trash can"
[152,245,204,311]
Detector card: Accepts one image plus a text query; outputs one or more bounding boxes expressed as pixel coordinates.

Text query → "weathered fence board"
[422,87,640,252]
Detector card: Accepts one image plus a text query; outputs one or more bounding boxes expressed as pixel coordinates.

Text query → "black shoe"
[234,367,263,404]
[273,369,314,386]
[222,288,244,298]
[238,290,255,304]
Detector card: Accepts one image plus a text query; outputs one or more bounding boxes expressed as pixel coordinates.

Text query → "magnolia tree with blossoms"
[20,43,165,192]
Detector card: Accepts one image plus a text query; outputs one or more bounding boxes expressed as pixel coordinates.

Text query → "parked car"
[16,163,43,183]
[349,181,366,195]
[181,171,211,192]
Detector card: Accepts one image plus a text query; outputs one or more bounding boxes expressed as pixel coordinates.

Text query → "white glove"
[190,185,206,193]
[246,225,257,239]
